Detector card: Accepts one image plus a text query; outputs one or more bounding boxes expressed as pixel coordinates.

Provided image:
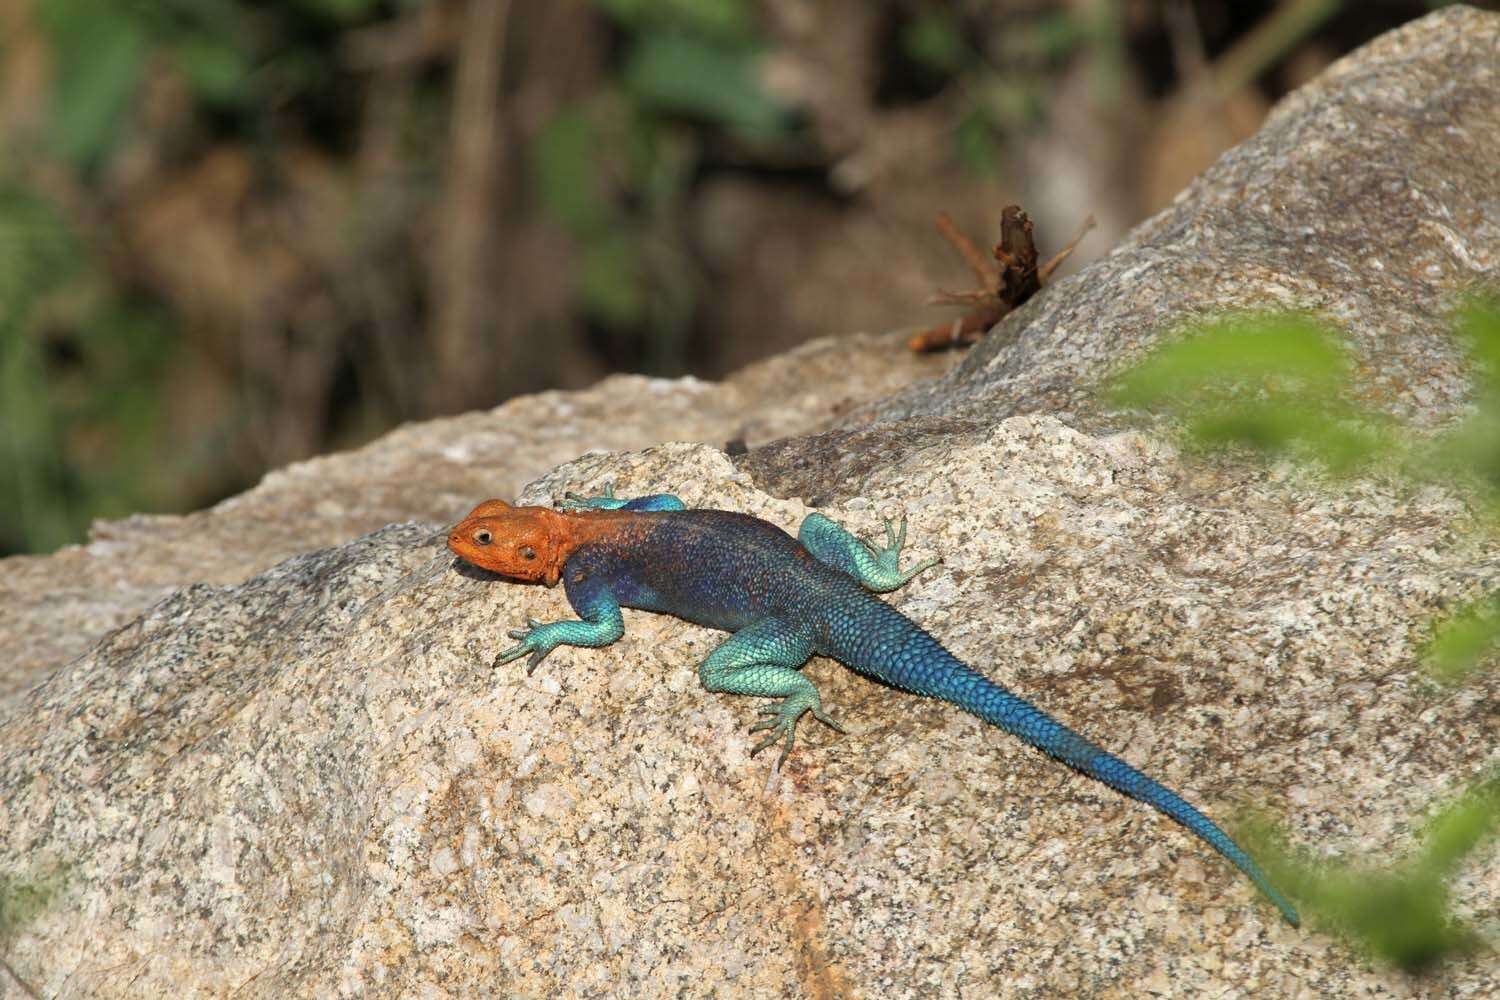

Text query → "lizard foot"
[492,618,559,675]
[861,516,942,589]
[747,694,846,770]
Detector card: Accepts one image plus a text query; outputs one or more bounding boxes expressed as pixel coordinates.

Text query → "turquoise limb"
[559,483,625,510]
[798,512,941,593]
[697,617,842,770]
[560,485,686,512]
[616,493,686,511]
[493,590,624,675]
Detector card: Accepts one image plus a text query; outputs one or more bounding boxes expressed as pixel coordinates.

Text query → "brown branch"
[934,211,996,291]
[909,204,1093,353]
[927,289,998,308]
[1037,214,1096,284]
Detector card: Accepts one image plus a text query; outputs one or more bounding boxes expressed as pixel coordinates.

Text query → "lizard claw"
[863,513,941,589]
[747,696,844,770]
[505,617,544,640]
[885,515,907,552]
[493,619,558,675]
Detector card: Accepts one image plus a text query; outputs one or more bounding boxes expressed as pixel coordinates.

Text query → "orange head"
[447,499,569,586]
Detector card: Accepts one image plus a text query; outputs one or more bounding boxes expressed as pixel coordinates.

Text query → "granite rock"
[850,2,1499,438]
[0,332,954,703]
[2,7,1498,999]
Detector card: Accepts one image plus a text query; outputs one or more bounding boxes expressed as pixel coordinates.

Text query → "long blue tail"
[832,603,1299,926]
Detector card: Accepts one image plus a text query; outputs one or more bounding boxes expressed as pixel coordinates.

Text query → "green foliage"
[37,0,374,161]
[1112,301,1500,683]
[1108,312,1392,474]
[534,109,611,235]
[0,188,85,551]
[1422,592,1500,683]
[1248,774,1499,971]
[902,11,969,74]
[0,186,174,553]
[623,33,788,137]
[36,0,149,168]
[1421,299,1500,500]
[531,97,694,335]
[2,0,401,553]
[0,865,64,945]
[293,0,385,22]
[1022,10,1095,62]
[0,865,64,995]
[170,32,255,107]
[894,4,1104,174]
[533,0,786,351]
[954,106,1002,175]
[579,232,648,330]
[595,0,787,138]
[594,0,754,46]
[1114,303,1500,968]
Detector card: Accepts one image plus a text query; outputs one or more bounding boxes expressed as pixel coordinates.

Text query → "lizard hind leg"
[698,618,841,770]
[798,511,940,593]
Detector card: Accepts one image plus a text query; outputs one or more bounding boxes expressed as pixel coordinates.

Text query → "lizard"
[446,487,1300,926]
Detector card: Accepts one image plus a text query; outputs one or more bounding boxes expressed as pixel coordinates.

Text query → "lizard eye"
[474,529,492,545]
[519,545,536,560]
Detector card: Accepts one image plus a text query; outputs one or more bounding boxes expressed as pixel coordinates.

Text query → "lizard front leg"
[494,570,624,674]
[559,484,686,512]
[798,512,940,593]
[697,618,843,769]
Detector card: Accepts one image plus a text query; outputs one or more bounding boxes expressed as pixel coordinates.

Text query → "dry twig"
[909,205,1094,352]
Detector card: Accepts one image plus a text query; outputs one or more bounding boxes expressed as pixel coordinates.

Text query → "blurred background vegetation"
[0,0,1491,555]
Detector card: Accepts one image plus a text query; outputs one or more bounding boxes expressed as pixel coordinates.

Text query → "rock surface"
[851,1,1500,435]
[0,332,955,703]
[2,7,1498,999]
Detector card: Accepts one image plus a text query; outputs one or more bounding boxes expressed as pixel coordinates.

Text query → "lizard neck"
[540,508,654,582]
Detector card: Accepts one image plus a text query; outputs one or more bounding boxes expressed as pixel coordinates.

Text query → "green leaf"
[533,109,611,235]
[623,33,788,136]
[1456,296,1500,398]
[172,35,254,106]
[1422,592,1500,683]
[1244,772,1499,972]
[954,108,1000,175]
[902,11,968,74]
[1109,312,1389,472]
[1111,313,1350,405]
[0,869,62,940]
[1422,773,1500,875]
[579,234,646,328]
[38,0,149,167]
[594,0,754,43]
[292,0,383,22]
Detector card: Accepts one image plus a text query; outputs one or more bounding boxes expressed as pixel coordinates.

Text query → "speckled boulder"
[1,7,1498,999]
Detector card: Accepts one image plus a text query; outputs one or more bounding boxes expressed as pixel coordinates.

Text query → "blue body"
[494,497,1299,926]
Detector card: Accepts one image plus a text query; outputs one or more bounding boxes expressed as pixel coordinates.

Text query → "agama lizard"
[447,489,1299,926]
